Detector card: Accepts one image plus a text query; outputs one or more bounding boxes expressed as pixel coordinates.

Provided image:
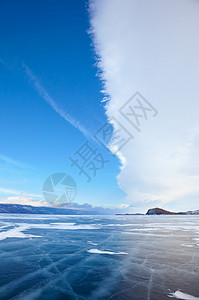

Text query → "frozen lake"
[0,214,199,300]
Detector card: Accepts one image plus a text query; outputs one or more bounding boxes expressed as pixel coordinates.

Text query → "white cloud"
[23,63,90,138]
[55,202,130,213]
[89,0,199,211]
[0,196,49,207]
[118,203,130,209]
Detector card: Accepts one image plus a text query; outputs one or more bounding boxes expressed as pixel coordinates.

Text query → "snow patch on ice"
[87,241,98,245]
[87,249,127,255]
[180,244,194,248]
[168,290,199,299]
[0,225,42,240]
[0,222,100,241]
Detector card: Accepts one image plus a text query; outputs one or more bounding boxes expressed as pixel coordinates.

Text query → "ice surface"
[0,214,199,299]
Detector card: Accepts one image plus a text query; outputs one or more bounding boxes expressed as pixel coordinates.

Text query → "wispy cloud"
[0,57,12,70]
[0,58,5,65]
[0,187,41,198]
[0,153,32,169]
[22,63,90,138]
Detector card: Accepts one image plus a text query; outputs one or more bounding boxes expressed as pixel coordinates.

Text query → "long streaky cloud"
[0,153,32,169]
[0,187,41,198]
[0,58,5,65]
[23,63,89,138]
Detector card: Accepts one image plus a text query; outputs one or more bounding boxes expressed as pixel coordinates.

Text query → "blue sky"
[1,0,199,214]
[0,0,125,210]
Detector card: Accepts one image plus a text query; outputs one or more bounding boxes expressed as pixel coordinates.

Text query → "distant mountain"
[1,204,198,216]
[146,208,183,215]
[146,207,199,215]
[0,204,101,215]
[186,210,199,215]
